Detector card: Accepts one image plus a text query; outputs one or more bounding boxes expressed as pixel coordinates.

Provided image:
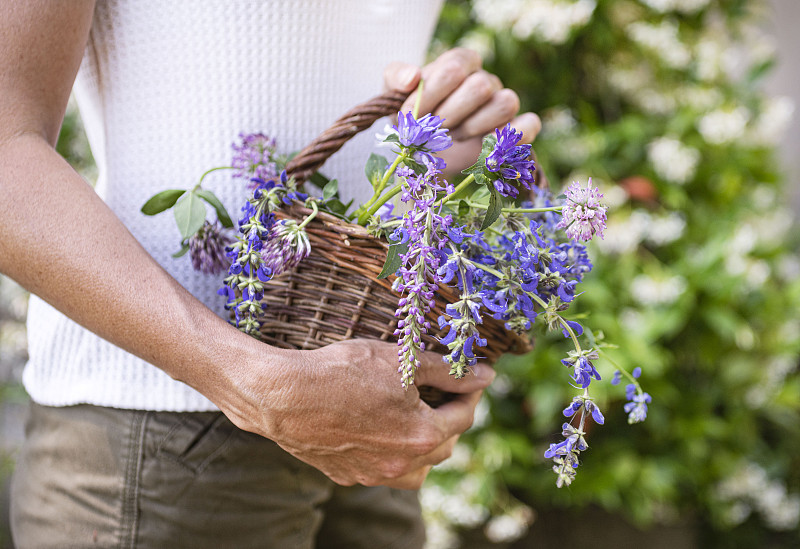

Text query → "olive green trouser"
[10,403,425,549]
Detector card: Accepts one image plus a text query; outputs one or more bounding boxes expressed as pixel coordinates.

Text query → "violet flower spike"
[556,178,607,242]
[393,163,453,388]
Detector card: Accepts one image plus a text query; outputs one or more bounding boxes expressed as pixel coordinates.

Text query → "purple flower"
[485,124,536,198]
[232,133,278,190]
[393,112,453,154]
[188,221,234,275]
[624,384,652,424]
[544,422,588,488]
[556,179,607,242]
[562,395,605,425]
[560,349,600,389]
[260,219,311,277]
[393,163,453,387]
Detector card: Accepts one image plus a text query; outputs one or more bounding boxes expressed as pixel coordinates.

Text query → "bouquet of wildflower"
[142,96,649,487]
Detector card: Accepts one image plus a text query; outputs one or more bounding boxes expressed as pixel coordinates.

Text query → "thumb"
[383,61,422,94]
[415,353,495,394]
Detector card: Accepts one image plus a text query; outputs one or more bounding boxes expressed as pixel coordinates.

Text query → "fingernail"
[478,364,496,383]
[400,66,419,90]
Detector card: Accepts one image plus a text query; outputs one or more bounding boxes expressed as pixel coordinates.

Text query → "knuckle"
[439,58,470,88]
[468,72,496,102]
[451,46,482,67]
[379,457,410,480]
[496,89,520,118]
[410,431,440,455]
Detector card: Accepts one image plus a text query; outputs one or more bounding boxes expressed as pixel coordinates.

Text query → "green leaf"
[470,186,490,202]
[307,171,330,191]
[141,189,186,215]
[458,199,471,218]
[383,133,400,144]
[480,188,503,230]
[378,241,409,279]
[172,243,190,258]
[365,154,388,186]
[474,171,490,188]
[173,191,207,240]
[404,158,427,175]
[322,179,339,201]
[462,133,496,177]
[195,189,233,228]
[322,197,353,219]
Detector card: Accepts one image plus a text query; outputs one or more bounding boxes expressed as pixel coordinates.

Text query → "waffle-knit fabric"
[24,0,444,411]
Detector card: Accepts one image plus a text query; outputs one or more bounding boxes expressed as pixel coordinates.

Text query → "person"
[0,1,541,547]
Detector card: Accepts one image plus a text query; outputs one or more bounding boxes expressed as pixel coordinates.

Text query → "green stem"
[297,200,320,230]
[412,80,424,118]
[597,349,643,391]
[458,201,563,214]
[501,206,563,214]
[194,166,234,190]
[442,174,475,204]
[362,185,404,222]
[355,154,407,223]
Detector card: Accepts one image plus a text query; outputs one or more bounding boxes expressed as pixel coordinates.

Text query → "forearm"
[0,133,281,405]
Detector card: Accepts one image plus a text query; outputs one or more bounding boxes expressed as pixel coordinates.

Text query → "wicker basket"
[250,91,537,366]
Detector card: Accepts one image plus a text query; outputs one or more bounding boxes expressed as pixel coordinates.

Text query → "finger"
[383,465,432,490]
[511,112,543,144]
[400,48,483,117]
[430,389,484,440]
[399,433,460,486]
[383,61,422,94]
[415,352,495,393]
[433,70,502,129]
[449,88,520,142]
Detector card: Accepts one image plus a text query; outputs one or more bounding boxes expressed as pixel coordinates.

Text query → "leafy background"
[1,1,799,548]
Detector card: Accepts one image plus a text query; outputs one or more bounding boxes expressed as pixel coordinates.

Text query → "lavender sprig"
[393,164,454,388]
[218,170,310,335]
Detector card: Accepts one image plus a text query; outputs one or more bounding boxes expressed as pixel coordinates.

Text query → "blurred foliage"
[425,0,800,547]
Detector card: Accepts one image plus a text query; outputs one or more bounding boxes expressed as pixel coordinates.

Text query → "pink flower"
[556,179,607,242]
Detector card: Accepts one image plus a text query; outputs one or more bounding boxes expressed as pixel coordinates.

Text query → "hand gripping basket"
[253,90,538,367]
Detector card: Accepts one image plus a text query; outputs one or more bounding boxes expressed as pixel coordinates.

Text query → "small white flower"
[627,20,691,69]
[750,96,794,146]
[541,107,577,136]
[630,274,687,306]
[484,506,535,543]
[645,212,686,246]
[472,0,524,30]
[423,520,459,549]
[458,30,495,61]
[697,107,750,145]
[647,137,700,184]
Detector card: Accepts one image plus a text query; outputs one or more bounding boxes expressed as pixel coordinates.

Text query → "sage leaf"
[480,187,503,230]
[322,179,339,201]
[141,189,186,215]
[173,191,207,240]
[365,154,388,186]
[195,189,233,228]
[378,241,409,279]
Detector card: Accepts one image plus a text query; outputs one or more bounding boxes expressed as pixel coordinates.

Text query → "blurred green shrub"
[424,1,800,547]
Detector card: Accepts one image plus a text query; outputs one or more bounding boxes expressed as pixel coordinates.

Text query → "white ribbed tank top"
[24,0,444,411]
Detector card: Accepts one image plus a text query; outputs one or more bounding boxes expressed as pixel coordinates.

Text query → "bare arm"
[0,0,493,489]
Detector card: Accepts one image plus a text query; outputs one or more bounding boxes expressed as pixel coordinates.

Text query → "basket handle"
[285,90,410,184]
[285,89,549,189]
